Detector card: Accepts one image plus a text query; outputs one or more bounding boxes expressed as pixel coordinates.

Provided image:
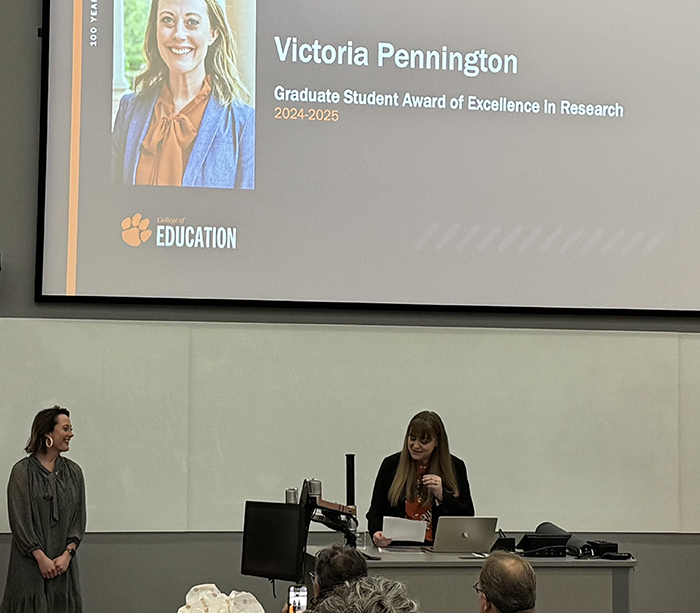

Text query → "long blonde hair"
[388,411,459,506]
[134,0,251,105]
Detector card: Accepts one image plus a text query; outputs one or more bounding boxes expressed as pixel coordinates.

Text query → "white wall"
[0,318,696,532]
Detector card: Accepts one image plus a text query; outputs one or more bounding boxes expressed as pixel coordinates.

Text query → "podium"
[307,545,635,613]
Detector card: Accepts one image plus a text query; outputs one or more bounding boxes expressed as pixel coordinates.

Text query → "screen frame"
[33,0,700,324]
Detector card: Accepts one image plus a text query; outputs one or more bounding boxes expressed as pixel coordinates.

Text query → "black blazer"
[366,452,475,539]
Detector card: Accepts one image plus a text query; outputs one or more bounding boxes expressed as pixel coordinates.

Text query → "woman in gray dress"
[0,406,86,613]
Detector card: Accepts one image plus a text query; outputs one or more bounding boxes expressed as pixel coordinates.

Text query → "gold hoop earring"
[45,436,54,449]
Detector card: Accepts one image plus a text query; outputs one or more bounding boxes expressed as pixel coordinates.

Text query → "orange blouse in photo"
[135,77,212,186]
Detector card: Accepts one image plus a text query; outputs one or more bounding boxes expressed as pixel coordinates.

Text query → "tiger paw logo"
[121,214,152,247]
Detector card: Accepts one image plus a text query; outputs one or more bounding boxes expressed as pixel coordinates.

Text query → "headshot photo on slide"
[111,0,256,189]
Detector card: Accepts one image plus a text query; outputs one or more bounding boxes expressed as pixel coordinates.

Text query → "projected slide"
[40,0,700,309]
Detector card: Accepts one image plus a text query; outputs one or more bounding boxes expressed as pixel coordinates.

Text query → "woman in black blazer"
[366,411,474,547]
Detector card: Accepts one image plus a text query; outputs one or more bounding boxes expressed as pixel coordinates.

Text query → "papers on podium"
[383,517,427,543]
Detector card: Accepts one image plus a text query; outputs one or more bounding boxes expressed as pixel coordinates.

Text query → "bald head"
[477,551,536,613]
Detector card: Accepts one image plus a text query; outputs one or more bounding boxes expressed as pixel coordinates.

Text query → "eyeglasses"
[473,583,485,596]
[310,572,317,583]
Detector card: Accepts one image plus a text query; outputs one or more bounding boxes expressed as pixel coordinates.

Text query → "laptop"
[430,516,498,553]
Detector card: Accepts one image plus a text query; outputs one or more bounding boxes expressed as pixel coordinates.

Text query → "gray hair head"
[312,575,420,613]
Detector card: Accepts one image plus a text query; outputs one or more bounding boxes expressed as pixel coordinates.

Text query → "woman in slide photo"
[113,0,255,188]
[367,411,474,547]
[0,406,87,613]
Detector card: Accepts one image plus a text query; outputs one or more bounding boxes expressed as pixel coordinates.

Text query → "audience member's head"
[313,545,368,598]
[475,551,536,613]
[313,575,420,613]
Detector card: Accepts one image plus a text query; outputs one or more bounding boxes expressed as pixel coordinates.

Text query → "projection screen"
[38,0,700,310]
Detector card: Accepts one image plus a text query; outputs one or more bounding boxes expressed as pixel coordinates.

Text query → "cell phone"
[288,585,308,612]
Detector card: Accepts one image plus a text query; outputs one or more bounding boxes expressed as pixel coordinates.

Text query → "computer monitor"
[241,501,309,583]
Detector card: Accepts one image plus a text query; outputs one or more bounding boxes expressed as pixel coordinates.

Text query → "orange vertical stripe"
[66,0,83,295]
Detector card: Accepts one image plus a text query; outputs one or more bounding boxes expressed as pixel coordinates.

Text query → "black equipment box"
[517,533,570,557]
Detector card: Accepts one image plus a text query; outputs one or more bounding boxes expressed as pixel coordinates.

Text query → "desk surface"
[307,545,637,568]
